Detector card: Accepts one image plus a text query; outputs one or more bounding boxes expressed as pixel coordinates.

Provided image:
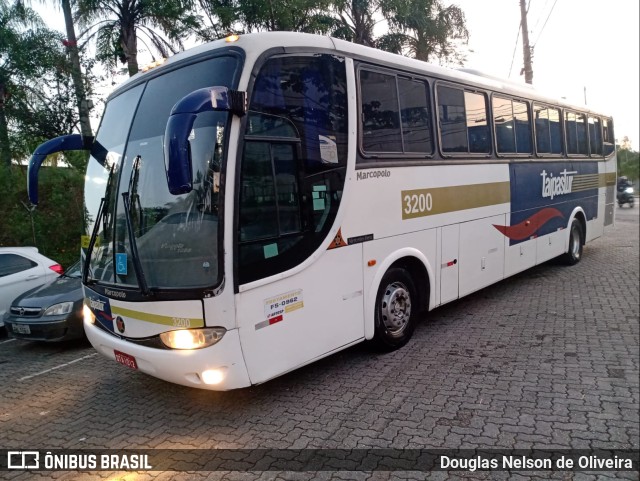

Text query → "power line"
[532,0,559,47]
[531,0,552,33]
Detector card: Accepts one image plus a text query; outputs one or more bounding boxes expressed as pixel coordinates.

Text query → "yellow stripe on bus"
[401,181,510,220]
[111,306,204,328]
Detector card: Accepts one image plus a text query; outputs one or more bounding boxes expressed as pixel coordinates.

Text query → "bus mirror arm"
[164,87,246,196]
[28,134,94,205]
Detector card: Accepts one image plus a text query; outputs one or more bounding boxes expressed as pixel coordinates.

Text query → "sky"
[34,0,640,148]
[450,0,639,148]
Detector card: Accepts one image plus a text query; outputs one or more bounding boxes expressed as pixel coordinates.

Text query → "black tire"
[370,267,417,351]
[562,219,584,265]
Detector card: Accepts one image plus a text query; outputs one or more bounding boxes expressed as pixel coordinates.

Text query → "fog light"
[201,369,225,385]
[83,305,95,324]
[160,327,226,350]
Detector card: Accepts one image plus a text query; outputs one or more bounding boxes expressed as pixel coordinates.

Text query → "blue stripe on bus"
[507,162,598,246]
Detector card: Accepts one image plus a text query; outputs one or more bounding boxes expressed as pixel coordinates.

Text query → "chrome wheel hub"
[381,281,411,334]
[571,228,581,258]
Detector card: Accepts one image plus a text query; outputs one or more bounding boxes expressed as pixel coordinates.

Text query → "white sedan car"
[0,247,63,327]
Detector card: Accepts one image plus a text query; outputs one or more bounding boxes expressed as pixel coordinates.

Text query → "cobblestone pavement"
[1,207,638,481]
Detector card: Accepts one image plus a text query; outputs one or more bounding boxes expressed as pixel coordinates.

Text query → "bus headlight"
[83,305,96,324]
[160,327,226,350]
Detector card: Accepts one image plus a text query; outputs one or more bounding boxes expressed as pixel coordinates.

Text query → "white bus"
[28,32,617,390]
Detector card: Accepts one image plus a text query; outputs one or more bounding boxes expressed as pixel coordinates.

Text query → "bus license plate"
[13,324,31,334]
[114,350,138,370]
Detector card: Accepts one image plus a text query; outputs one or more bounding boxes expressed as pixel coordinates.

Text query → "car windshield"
[84,54,240,292]
[63,261,82,278]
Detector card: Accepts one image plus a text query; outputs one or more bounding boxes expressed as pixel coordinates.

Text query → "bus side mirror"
[28,134,93,205]
[164,86,246,195]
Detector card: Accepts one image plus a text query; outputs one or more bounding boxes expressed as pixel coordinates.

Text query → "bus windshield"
[84,55,240,293]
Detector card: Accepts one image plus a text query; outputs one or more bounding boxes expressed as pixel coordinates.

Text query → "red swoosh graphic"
[494,207,564,241]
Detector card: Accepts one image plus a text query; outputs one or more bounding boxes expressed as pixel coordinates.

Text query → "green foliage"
[195,0,335,40]
[77,0,198,76]
[0,165,84,268]
[329,0,468,63]
[1,2,87,165]
[617,148,640,182]
[379,0,468,63]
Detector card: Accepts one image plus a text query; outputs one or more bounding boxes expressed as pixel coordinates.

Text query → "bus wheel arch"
[364,251,432,346]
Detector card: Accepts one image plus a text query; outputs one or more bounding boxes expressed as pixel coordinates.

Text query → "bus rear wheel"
[371,267,417,351]
[562,219,583,265]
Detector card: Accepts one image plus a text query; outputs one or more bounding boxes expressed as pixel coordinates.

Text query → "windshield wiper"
[83,197,104,286]
[121,192,149,296]
[121,155,150,296]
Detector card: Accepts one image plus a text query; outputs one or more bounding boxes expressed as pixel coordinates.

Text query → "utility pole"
[519,0,533,84]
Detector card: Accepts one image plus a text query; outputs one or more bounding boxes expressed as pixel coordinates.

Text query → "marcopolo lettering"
[105,288,127,299]
[356,170,391,180]
[540,169,576,200]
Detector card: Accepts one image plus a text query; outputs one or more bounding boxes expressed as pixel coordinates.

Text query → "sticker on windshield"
[116,253,128,275]
[319,135,338,164]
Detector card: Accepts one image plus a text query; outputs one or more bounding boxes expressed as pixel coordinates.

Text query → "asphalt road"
[1,205,638,480]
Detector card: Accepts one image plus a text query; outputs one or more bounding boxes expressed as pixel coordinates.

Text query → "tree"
[330,0,468,64]
[15,0,93,139]
[379,0,468,63]
[330,0,377,47]
[617,147,639,182]
[76,0,197,76]
[196,0,335,41]
[1,2,81,166]
[61,0,93,138]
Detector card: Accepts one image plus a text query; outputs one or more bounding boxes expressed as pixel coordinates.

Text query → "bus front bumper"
[84,319,252,390]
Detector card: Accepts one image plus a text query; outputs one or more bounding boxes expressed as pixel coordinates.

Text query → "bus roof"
[112,32,611,118]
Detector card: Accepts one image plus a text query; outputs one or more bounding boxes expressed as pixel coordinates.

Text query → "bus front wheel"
[371,267,417,351]
[562,219,584,265]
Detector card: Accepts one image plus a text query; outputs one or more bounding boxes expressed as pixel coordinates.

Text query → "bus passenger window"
[359,70,433,155]
[566,111,588,156]
[549,108,562,154]
[398,78,432,154]
[603,118,615,156]
[575,114,588,155]
[464,91,490,153]
[513,100,532,153]
[438,86,467,152]
[437,85,489,155]
[565,112,578,154]
[360,70,402,152]
[534,104,550,154]
[588,116,603,156]
[493,97,516,153]
[494,97,531,155]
